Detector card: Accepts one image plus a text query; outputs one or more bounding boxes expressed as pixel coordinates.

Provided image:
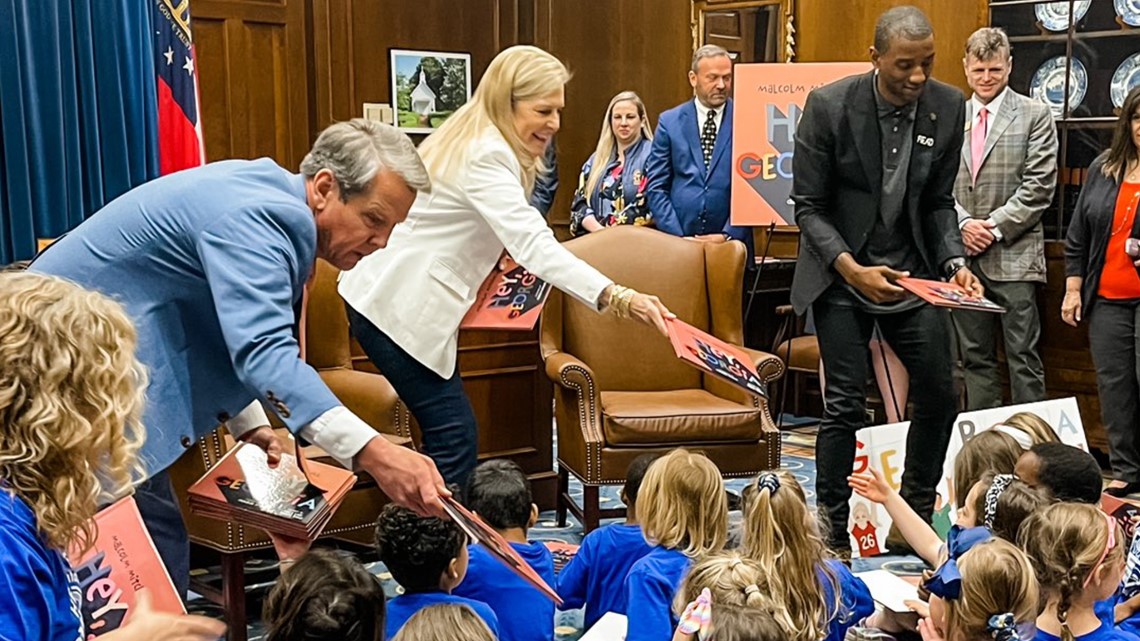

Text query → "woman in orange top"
[1064,85,1140,497]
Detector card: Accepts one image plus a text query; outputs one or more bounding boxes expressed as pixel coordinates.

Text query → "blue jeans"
[346,305,479,489]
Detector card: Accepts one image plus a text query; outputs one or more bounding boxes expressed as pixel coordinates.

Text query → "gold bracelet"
[620,287,637,318]
[608,285,630,319]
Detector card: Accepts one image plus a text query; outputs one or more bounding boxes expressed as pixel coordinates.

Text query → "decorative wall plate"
[1030,56,1088,117]
[1035,1,1092,31]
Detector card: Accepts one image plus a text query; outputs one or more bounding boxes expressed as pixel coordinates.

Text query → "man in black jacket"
[791,5,983,552]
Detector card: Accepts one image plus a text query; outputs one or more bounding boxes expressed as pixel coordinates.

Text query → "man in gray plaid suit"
[954,27,1058,409]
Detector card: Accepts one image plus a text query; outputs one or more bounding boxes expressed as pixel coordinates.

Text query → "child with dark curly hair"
[375,504,499,638]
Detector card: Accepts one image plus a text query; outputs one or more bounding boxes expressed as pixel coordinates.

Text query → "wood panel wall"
[795,0,991,94]
[192,0,310,169]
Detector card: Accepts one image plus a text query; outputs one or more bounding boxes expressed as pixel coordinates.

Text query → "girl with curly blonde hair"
[0,272,223,641]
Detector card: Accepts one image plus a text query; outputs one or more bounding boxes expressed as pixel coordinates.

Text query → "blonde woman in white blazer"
[339,45,672,485]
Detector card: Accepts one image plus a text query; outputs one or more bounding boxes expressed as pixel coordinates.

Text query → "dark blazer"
[1065,154,1139,316]
[790,71,967,314]
[646,99,746,241]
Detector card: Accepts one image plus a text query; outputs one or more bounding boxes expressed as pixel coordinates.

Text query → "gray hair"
[299,118,431,202]
[691,44,730,74]
[873,6,934,55]
[965,27,1011,62]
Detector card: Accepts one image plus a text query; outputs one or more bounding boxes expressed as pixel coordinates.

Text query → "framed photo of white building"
[390,49,472,134]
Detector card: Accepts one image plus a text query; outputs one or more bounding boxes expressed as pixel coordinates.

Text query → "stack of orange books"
[187,442,355,539]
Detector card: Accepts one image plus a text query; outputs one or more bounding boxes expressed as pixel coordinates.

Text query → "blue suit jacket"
[646,99,744,241]
[31,159,341,475]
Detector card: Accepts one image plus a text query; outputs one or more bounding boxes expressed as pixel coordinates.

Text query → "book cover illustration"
[68,496,184,637]
[665,318,767,398]
[460,255,552,331]
[897,277,1005,313]
[440,496,563,605]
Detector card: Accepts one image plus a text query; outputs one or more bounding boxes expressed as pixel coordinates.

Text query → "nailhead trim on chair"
[561,363,602,483]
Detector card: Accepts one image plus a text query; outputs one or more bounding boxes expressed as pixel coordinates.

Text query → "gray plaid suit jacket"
[954,89,1058,283]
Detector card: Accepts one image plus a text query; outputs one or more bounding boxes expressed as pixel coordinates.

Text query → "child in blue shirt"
[741,470,873,641]
[452,459,556,641]
[557,454,656,628]
[1021,502,1139,641]
[375,503,499,639]
[623,449,728,641]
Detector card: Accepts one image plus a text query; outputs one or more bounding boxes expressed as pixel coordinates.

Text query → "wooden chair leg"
[222,552,247,641]
[556,466,569,527]
[583,484,600,533]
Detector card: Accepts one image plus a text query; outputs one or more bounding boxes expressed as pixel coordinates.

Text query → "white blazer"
[339,127,613,378]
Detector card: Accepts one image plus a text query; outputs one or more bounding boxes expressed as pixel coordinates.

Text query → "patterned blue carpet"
[185,424,923,639]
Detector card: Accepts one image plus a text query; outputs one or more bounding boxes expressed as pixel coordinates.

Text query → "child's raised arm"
[848,468,942,564]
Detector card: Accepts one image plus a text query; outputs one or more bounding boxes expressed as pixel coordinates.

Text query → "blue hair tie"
[987,613,1020,641]
[755,472,780,495]
[924,525,992,600]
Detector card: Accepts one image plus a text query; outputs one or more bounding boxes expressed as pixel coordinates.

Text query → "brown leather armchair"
[540,226,784,532]
[169,259,412,641]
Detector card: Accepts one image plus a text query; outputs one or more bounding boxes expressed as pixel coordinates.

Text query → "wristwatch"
[943,257,967,279]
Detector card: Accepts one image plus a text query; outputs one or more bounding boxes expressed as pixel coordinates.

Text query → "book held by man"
[460,255,551,330]
[664,317,767,398]
[187,442,355,539]
[439,496,563,605]
[68,496,184,636]
[897,277,1005,313]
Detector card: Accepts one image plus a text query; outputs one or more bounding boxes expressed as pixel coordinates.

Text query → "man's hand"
[846,265,910,303]
[961,219,995,256]
[952,266,984,298]
[238,425,283,467]
[355,436,450,517]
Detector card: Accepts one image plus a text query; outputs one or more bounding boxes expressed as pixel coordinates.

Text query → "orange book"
[460,256,551,331]
[187,443,355,539]
[665,317,767,398]
[440,496,563,605]
[68,496,184,636]
[897,277,1005,313]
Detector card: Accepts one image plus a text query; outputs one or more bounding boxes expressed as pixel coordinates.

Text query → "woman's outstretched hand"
[630,292,675,336]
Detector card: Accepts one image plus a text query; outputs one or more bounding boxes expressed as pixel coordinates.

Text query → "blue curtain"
[0,0,160,264]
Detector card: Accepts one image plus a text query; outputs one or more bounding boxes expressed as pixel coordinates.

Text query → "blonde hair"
[0,272,146,552]
[391,604,496,641]
[583,91,653,199]
[943,539,1039,641]
[1002,412,1061,446]
[417,45,569,196]
[953,429,1021,506]
[1019,503,1124,641]
[639,449,727,557]
[674,551,774,613]
[741,470,840,641]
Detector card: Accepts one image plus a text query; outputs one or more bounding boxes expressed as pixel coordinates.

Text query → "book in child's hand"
[187,442,355,539]
[853,570,920,614]
[1102,492,1140,545]
[664,317,767,398]
[68,496,184,636]
[897,277,1005,313]
[460,255,551,331]
[439,496,563,605]
[543,540,580,574]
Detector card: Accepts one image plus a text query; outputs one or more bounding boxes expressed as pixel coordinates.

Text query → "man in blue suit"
[647,44,745,243]
[31,119,446,595]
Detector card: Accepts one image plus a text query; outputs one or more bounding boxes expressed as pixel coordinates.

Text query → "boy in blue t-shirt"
[453,459,557,641]
[557,454,657,628]
[375,503,499,639]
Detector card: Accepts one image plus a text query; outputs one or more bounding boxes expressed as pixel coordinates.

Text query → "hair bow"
[987,612,1020,641]
[983,474,1016,529]
[755,472,780,495]
[923,525,993,600]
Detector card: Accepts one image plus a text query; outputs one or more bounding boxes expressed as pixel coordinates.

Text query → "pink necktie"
[971,106,988,183]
